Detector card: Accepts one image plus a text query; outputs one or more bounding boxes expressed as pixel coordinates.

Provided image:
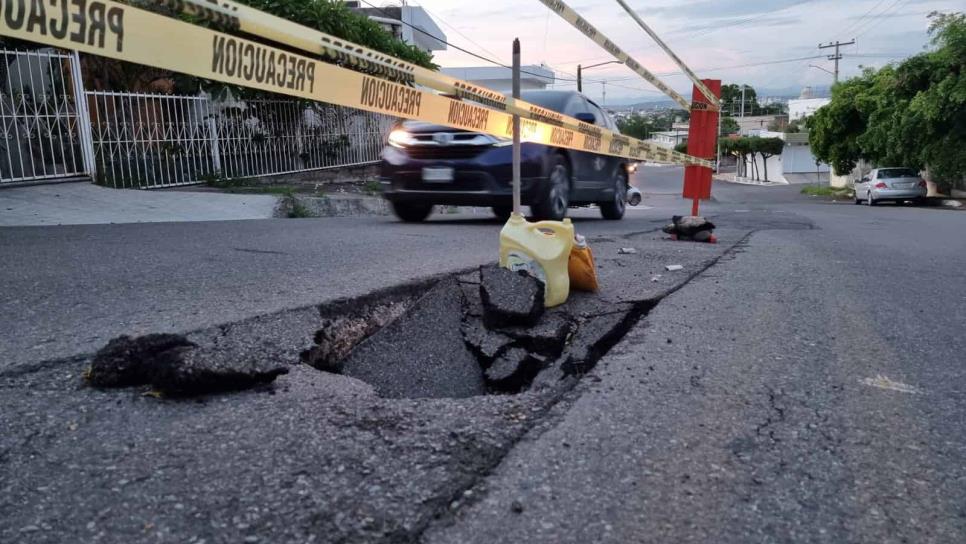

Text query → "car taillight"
[875,182,887,189]
[918,179,927,188]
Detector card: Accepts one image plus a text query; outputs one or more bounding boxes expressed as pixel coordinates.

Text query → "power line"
[359,0,662,93]
[357,0,563,82]
[604,54,828,82]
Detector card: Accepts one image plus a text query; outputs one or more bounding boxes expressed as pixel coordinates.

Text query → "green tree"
[3,0,436,93]
[721,83,757,115]
[720,116,739,135]
[750,137,785,181]
[809,11,965,191]
[616,112,673,140]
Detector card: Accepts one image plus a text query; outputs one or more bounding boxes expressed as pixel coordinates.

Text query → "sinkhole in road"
[300,269,657,398]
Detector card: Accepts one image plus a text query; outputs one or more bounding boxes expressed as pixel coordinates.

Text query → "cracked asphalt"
[3,167,966,542]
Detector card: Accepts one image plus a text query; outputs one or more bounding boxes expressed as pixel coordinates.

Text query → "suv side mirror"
[575,112,596,124]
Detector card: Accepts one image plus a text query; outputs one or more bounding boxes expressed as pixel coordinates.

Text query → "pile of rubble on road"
[87,333,289,396]
[663,215,717,243]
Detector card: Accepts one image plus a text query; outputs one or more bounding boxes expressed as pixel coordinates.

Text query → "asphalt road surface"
[2,168,965,542]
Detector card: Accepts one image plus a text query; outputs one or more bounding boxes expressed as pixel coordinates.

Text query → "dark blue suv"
[379,90,630,222]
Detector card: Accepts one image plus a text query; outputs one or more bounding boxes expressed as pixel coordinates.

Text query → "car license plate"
[896,182,914,189]
[422,167,454,183]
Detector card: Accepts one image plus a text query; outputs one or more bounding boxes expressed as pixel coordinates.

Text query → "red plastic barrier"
[682,79,721,208]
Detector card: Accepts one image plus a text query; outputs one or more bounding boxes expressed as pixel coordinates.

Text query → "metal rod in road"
[512,38,522,216]
[613,0,721,109]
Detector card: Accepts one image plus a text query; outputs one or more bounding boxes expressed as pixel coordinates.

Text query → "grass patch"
[801,185,853,197]
[286,197,313,218]
[205,176,327,197]
[363,179,382,196]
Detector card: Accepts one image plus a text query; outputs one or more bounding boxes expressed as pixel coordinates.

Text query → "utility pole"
[818,39,855,84]
[740,85,746,118]
[602,81,606,106]
[578,60,621,96]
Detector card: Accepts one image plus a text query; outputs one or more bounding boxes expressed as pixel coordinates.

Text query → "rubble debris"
[496,313,573,356]
[88,333,288,395]
[302,302,409,373]
[461,319,515,366]
[618,247,638,255]
[485,348,546,393]
[149,349,289,396]
[559,312,629,375]
[342,278,486,398]
[88,334,196,387]
[663,215,717,242]
[479,266,545,329]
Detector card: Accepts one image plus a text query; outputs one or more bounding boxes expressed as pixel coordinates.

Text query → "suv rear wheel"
[391,201,433,222]
[600,170,628,220]
[532,155,570,221]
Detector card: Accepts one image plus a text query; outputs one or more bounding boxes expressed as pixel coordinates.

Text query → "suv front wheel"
[600,170,628,220]
[531,154,570,221]
[391,201,433,222]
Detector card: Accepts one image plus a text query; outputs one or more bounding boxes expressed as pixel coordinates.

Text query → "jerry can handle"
[530,220,572,238]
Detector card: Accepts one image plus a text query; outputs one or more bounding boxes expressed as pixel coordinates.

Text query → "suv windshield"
[519,91,572,114]
[879,168,918,178]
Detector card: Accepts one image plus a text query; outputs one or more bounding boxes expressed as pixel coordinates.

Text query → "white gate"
[0,48,394,189]
[0,49,93,184]
[87,91,217,188]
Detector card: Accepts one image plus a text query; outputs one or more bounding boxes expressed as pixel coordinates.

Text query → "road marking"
[860,375,920,394]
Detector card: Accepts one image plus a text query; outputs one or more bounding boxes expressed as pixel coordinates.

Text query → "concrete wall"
[783,145,830,174]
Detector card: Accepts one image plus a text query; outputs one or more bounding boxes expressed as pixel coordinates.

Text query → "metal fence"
[1,48,395,189]
[0,49,91,184]
[88,92,217,188]
[215,99,393,181]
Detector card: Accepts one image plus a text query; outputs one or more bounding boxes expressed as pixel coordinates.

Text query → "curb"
[275,194,391,218]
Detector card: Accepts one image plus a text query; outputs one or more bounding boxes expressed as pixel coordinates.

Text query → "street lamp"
[808,64,835,77]
[577,60,622,93]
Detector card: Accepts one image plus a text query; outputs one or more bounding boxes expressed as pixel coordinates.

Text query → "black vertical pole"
[512,38,521,216]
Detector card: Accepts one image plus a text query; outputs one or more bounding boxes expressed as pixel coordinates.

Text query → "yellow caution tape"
[0,0,712,168]
[536,0,718,113]
[613,0,720,109]
[152,0,710,167]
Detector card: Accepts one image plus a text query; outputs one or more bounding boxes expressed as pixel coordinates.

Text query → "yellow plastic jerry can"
[499,213,575,307]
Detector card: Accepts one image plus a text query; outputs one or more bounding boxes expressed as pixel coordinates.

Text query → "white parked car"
[854,168,927,206]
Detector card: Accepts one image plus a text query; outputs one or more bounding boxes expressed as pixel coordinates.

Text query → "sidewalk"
[0,183,279,226]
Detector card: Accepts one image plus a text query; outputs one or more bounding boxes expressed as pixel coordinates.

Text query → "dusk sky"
[408,0,962,104]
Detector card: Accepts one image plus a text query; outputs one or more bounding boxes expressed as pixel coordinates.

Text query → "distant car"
[379,90,631,222]
[854,168,927,206]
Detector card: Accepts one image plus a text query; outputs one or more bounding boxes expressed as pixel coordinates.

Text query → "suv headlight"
[388,129,416,148]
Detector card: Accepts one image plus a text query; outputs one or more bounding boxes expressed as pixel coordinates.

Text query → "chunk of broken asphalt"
[149,348,289,396]
[88,333,288,395]
[485,348,545,392]
[495,312,573,356]
[480,266,545,329]
[88,334,196,387]
[461,318,515,365]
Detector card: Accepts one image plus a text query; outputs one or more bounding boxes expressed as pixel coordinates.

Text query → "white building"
[649,130,689,149]
[739,131,830,183]
[788,98,831,121]
[440,65,555,92]
[347,2,448,54]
